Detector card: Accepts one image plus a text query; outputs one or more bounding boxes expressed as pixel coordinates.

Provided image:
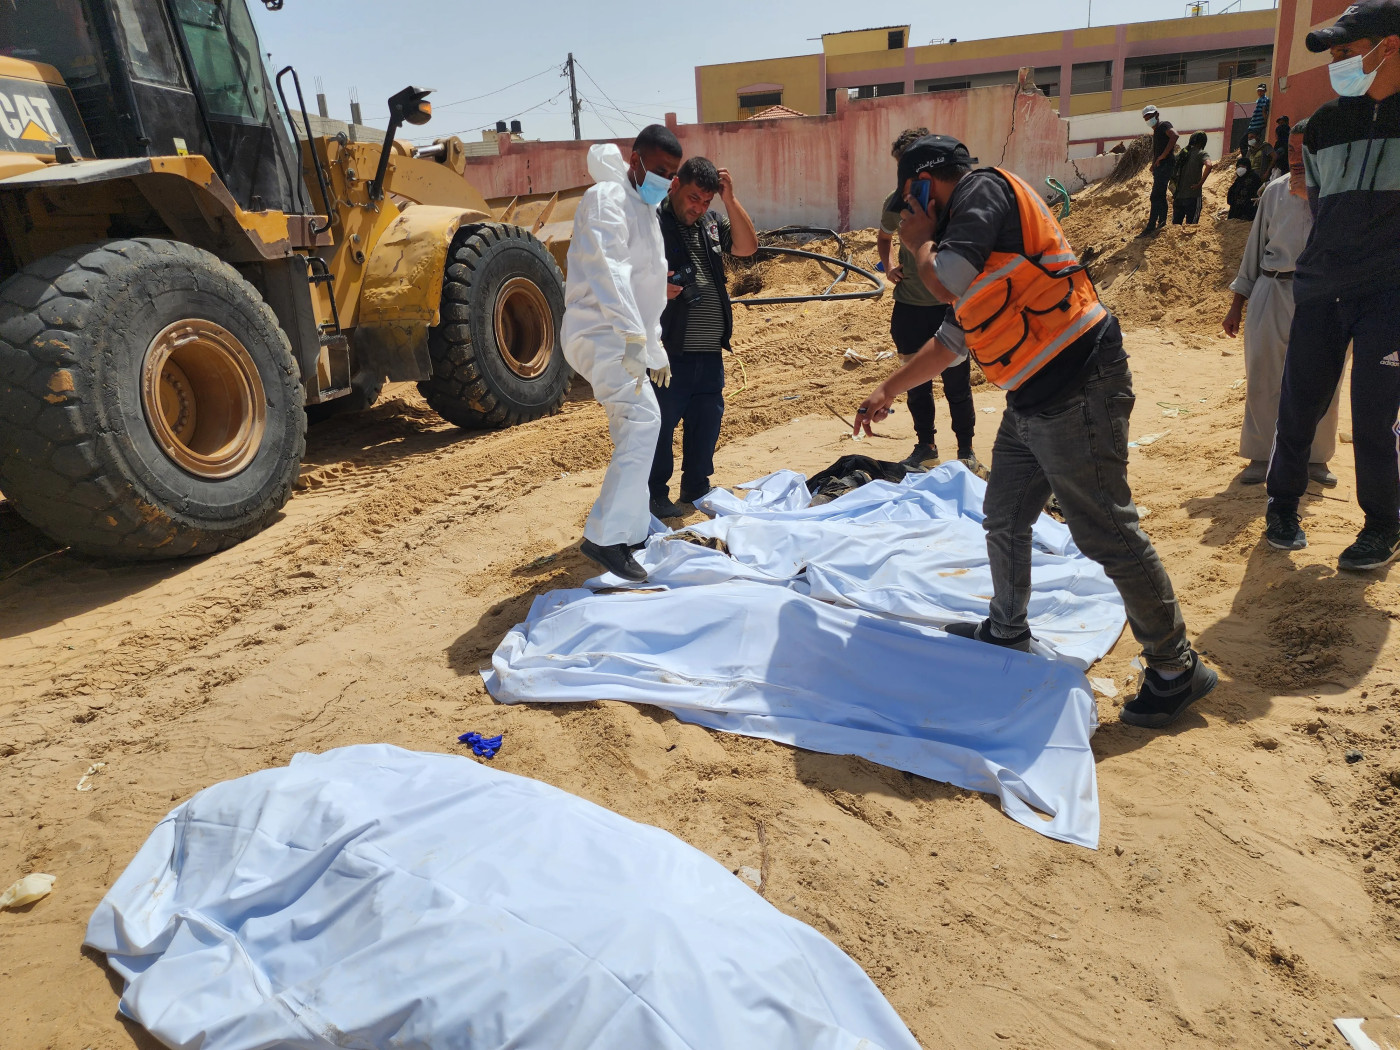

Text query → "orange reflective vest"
[952,168,1107,391]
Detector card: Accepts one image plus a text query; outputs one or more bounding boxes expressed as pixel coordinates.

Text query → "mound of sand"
[1062,163,1252,336]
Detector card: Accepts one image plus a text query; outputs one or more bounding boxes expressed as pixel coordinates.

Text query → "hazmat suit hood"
[586,142,630,187]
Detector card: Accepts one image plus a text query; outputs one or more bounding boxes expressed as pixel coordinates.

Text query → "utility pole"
[567,53,582,141]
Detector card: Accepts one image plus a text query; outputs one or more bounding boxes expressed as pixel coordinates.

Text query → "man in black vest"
[649,157,759,517]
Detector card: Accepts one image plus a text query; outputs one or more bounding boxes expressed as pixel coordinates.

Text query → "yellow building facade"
[696,11,1276,124]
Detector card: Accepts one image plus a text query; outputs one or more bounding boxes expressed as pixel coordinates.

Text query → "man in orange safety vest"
[853,135,1216,729]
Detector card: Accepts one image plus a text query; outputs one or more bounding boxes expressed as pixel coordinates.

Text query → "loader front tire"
[0,239,305,560]
[420,223,570,429]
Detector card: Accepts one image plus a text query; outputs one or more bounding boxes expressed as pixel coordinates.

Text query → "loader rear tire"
[419,223,570,429]
[0,238,305,560]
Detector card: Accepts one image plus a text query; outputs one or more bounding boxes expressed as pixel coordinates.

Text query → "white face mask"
[1236,165,1250,178]
[1147,116,1160,128]
[1330,40,1386,97]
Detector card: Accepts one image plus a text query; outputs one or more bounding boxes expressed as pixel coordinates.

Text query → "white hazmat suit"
[562,144,669,547]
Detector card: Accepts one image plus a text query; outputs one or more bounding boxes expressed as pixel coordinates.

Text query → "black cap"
[1306,0,1400,52]
[895,134,978,194]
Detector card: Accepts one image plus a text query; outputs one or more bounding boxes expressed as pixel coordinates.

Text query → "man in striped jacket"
[1264,0,1400,571]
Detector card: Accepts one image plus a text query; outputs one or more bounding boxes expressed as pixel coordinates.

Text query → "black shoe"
[945,618,1032,653]
[1338,524,1400,572]
[901,443,939,469]
[1264,509,1306,551]
[1135,226,1159,239]
[1120,651,1218,729]
[580,539,647,582]
[650,497,687,519]
[677,489,708,505]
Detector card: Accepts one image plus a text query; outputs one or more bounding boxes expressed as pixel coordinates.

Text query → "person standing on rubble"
[1138,104,1179,237]
[1222,120,1342,489]
[1246,82,1272,142]
[647,157,759,518]
[878,127,984,475]
[1171,131,1213,225]
[562,125,682,582]
[1263,0,1400,571]
[852,135,1217,729]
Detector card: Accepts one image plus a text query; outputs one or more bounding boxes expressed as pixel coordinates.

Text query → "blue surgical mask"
[1329,41,1385,97]
[636,168,671,206]
[1148,116,1160,128]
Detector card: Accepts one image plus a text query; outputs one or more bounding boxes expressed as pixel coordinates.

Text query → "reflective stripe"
[957,257,1024,309]
[1038,251,1078,266]
[999,302,1107,390]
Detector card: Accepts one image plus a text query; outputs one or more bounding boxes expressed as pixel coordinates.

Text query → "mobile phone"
[908,179,931,211]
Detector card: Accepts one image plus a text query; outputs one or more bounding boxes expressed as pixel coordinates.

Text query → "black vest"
[658,205,733,353]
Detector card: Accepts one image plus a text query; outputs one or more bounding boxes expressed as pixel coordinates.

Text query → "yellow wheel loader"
[0,0,577,559]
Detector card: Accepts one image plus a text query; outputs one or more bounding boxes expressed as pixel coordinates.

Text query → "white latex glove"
[622,337,648,380]
[650,364,672,388]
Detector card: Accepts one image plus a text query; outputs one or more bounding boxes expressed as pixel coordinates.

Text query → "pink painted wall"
[461,82,1115,233]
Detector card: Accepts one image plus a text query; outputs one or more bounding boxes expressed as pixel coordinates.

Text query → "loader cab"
[0,0,304,214]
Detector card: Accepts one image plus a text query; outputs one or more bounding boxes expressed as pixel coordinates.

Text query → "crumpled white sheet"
[85,745,923,1050]
[486,580,1100,848]
[682,465,1125,669]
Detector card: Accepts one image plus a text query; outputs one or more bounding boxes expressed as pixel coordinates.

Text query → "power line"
[363,63,561,122]
[583,99,624,138]
[412,88,569,142]
[575,61,637,132]
[584,94,670,125]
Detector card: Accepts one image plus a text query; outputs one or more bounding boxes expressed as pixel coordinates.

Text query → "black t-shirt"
[936,170,1125,412]
[1152,120,1176,164]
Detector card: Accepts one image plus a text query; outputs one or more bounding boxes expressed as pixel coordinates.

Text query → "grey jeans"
[982,356,1191,672]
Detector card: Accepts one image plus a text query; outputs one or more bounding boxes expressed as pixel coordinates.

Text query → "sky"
[249,0,1280,145]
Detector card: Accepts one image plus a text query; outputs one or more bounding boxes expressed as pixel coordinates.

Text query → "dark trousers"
[889,301,975,453]
[649,351,725,503]
[1171,196,1202,225]
[983,351,1190,671]
[1267,288,1400,527]
[1148,164,1172,229]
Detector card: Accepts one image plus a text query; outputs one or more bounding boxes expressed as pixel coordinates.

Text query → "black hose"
[761,226,849,293]
[733,229,885,306]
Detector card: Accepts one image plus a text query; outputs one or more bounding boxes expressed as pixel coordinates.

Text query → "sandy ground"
[2,175,1399,1049]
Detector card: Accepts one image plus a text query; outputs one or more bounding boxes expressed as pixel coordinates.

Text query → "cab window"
[111,0,186,88]
[0,0,104,87]
[171,0,267,121]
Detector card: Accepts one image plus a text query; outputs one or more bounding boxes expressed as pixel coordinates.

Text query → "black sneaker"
[1338,525,1400,572]
[902,443,939,469]
[1264,509,1306,551]
[1119,650,1218,729]
[945,618,1032,653]
[580,539,647,582]
[650,497,687,519]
